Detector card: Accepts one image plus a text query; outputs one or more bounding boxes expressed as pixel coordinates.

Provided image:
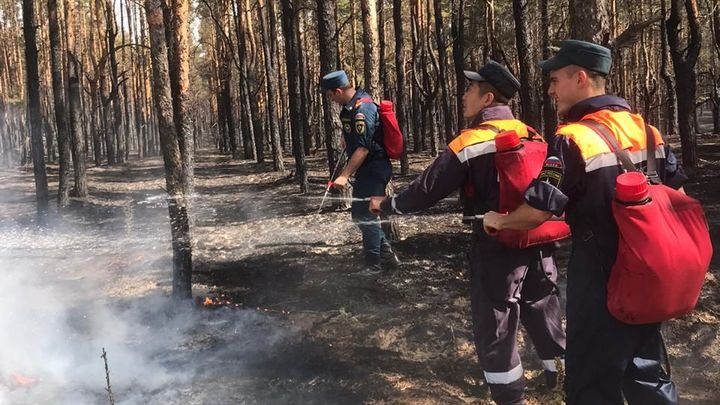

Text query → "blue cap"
[463,60,520,99]
[539,40,612,75]
[319,70,350,93]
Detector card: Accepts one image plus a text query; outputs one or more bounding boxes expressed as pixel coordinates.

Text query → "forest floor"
[0,134,718,404]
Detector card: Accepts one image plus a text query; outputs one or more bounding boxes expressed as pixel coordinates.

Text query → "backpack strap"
[524,124,544,142]
[644,123,661,184]
[352,96,385,157]
[580,120,638,173]
[355,97,375,110]
[462,123,501,223]
[478,123,501,134]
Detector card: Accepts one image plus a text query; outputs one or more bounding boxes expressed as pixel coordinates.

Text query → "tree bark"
[231,0,257,161]
[540,0,557,138]
[259,0,285,172]
[297,14,313,155]
[410,1,422,153]
[711,2,720,134]
[433,0,455,143]
[64,0,88,197]
[47,0,72,207]
[394,0,410,175]
[569,0,611,45]
[145,0,193,300]
[317,0,343,174]
[667,0,701,168]
[170,0,195,195]
[241,0,264,163]
[512,0,540,128]
[378,0,390,99]
[105,0,125,164]
[22,0,50,219]
[451,0,465,131]
[361,0,381,96]
[317,0,351,209]
[280,0,308,193]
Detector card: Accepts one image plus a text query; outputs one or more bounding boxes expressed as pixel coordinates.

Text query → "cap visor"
[463,70,486,82]
[538,55,570,73]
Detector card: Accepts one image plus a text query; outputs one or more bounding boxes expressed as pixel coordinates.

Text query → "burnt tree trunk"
[667,0,701,168]
[451,0,465,130]
[105,0,125,164]
[280,0,308,192]
[410,1,423,153]
[145,0,193,300]
[240,0,264,163]
[231,0,257,161]
[47,0,72,207]
[540,0,557,138]
[660,0,678,136]
[711,3,720,134]
[65,0,88,197]
[394,0,410,175]
[170,0,195,195]
[433,0,455,143]
[317,0,351,209]
[512,0,540,128]
[22,0,50,219]
[259,0,285,172]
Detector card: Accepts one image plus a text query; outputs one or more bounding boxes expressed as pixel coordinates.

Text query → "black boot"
[381,242,401,269]
[350,258,383,277]
[544,370,558,390]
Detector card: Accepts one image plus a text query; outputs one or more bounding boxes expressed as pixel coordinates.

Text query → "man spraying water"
[319,70,400,276]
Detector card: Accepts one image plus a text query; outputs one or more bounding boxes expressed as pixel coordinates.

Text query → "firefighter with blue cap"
[483,40,687,405]
[320,70,399,276]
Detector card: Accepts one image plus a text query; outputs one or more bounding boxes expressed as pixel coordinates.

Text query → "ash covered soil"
[0,143,718,404]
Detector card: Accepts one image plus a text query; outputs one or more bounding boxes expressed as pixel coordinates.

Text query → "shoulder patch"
[538,156,563,188]
[354,112,366,120]
[355,120,366,136]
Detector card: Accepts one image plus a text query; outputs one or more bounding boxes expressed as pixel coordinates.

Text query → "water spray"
[317,151,347,213]
[461,214,565,221]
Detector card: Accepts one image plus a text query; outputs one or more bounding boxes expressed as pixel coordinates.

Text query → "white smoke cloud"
[0,218,292,405]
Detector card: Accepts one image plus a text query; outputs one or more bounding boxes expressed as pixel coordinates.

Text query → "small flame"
[203,297,213,306]
[12,373,36,386]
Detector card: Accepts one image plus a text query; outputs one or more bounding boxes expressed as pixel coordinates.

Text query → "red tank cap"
[495,131,521,152]
[616,172,649,202]
[379,100,393,112]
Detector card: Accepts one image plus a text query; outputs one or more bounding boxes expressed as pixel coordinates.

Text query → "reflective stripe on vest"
[449,119,537,163]
[556,110,666,173]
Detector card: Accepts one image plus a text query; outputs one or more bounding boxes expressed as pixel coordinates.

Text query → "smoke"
[0,208,292,404]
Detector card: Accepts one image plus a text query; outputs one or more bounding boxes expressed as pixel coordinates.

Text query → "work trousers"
[352,159,392,266]
[468,242,566,405]
[564,231,677,405]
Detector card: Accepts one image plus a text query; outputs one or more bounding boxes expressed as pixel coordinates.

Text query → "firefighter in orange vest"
[370,61,566,405]
[483,40,687,405]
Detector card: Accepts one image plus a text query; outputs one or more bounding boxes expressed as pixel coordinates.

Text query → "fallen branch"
[101,348,115,405]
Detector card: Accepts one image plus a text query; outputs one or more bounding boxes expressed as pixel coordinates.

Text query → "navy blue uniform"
[380,106,565,405]
[525,95,686,405]
[341,89,392,267]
